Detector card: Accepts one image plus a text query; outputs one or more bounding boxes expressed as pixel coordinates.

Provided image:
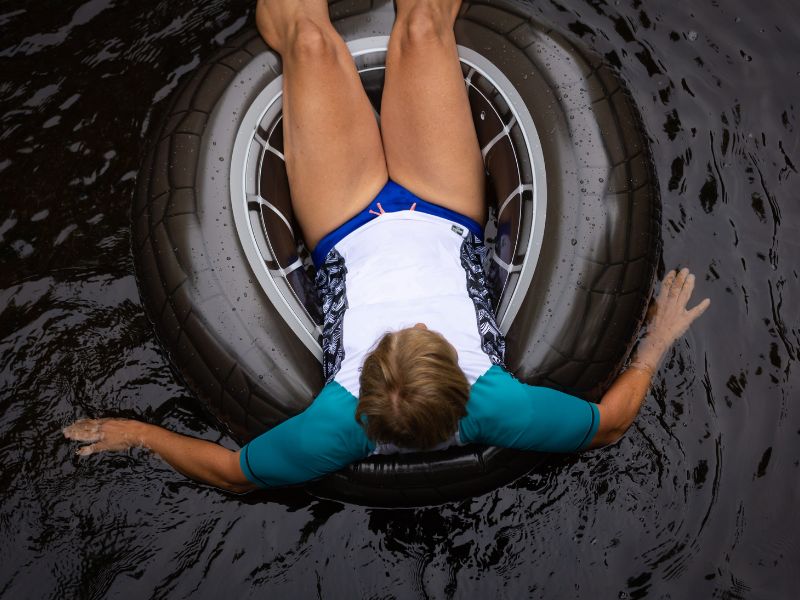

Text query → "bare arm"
[63,419,257,493]
[588,267,711,448]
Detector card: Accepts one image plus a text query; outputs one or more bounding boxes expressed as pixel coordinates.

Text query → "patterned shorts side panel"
[315,249,348,382]
[460,235,506,366]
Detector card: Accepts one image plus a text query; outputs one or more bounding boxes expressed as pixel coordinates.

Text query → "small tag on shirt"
[451,224,465,237]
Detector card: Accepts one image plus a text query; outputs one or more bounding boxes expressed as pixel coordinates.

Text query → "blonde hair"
[356,327,469,449]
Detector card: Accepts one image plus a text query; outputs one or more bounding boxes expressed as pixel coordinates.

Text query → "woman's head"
[356,326,469,449]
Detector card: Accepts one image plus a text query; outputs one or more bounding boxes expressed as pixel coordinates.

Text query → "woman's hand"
[631,267,711,374]
[63,418,255,492]
[590,267,711,447]
[63,418,147,456]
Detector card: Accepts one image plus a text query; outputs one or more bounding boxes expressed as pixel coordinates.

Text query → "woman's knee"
[397,5,452,48]
[288,18,337,61]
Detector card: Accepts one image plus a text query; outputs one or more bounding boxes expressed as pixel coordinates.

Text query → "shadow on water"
[1,0,798,598]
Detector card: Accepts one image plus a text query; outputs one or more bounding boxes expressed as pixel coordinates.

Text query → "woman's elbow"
[213,473,259,494]
[216,451,259,493]
[587,403,634,448]
[589,427,628,448]
[587,420,630,449]
[221,480,259,494]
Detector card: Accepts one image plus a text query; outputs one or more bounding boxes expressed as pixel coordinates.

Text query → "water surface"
[1,0,798,597]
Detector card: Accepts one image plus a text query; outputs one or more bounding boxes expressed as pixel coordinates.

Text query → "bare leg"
[380,0,485,224]
[256,0,388,250]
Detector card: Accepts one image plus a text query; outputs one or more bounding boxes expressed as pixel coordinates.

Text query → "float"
[133,0,660,506]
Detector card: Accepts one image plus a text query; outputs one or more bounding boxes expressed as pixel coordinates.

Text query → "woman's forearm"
[587,268,710,448]
[137,423,256,493]
[63,419,256,493]
[590,349,661,448]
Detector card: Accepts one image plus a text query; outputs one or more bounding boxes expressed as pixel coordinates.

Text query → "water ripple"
[1,0,799,597]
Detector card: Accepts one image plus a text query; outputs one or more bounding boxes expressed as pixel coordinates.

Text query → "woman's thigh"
[380,2,485,225]
[280,20,388,250]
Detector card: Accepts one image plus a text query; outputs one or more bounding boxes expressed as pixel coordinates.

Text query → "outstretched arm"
[63,419,257,493]
[64,382,371,491]
[588,267,711,448]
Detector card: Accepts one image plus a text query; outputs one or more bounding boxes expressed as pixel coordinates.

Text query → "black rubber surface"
[453,3,662,400]
[133,0,660,507]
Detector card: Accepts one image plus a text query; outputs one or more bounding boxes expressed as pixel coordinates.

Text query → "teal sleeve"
[459,365,600,452]
[238,382,375,488]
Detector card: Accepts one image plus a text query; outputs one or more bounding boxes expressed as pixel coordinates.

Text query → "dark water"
[2,0,798,597]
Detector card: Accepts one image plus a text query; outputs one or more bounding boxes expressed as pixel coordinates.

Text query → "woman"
[64,0,710,493]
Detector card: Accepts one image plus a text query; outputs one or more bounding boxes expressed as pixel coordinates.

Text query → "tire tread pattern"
[133,1,660,507]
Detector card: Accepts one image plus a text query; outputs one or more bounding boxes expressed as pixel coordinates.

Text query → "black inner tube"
[132,0,660,507]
